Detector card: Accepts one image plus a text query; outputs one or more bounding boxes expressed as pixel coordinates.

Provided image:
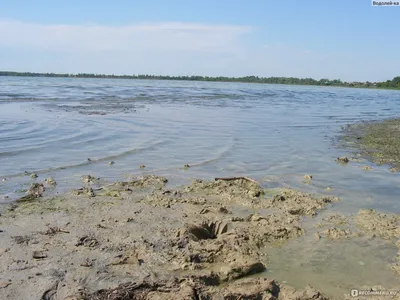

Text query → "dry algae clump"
[17,183,45,202]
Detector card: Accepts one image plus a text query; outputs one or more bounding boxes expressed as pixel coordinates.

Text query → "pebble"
[32,250,48,259]
[361,166,372,171]
[0,248,9,256]
[45,177,57,186]
[219,207,229,214]
[337,156,349,164]
[0,281,11,288]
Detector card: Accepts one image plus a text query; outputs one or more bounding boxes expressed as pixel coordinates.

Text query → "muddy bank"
[0,175,399,299]
[339,118,400,171]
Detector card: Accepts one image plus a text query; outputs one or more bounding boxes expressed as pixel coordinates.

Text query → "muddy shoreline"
[0,175,399,299]
[338,118,400,172]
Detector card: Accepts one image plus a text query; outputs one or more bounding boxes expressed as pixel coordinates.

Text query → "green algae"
[340,118,400,171]
[8,197,66,215]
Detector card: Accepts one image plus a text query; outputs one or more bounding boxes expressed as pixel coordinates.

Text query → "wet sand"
[0,175,399,299]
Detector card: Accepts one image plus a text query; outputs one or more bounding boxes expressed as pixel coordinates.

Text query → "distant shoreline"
[1,71,399,90]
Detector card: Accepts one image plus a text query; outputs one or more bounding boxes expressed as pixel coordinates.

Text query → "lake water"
[1,76,400,297]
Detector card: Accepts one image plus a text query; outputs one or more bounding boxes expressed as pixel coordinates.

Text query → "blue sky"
[0,0,399,81]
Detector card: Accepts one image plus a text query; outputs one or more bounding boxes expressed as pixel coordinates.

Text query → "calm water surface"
[1,76,400,298]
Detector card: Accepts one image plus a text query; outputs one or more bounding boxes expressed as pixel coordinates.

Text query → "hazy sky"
[0,0,399,81]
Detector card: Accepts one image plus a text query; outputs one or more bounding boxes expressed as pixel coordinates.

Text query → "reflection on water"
[1,76,400,297]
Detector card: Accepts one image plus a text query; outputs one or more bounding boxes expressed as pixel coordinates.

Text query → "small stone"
[0,281,11,288]
[32,250,47,259]
[82,175,98,184]
[0,248,9,256]
[87,188,95,197]
[80,259,93,267]
[219,207,229,214]
[326,186,333,191]
[45,177,57,186]
[361,166,372,171]
[337,156,349,164]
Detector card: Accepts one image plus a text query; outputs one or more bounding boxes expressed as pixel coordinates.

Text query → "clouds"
[0,20,251,53]
[0,19,399,81]
[230,44,400,82]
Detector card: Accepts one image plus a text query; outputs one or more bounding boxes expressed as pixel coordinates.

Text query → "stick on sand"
[214,176,259,184]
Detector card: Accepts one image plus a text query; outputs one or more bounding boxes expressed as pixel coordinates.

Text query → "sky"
[0,0,399,81]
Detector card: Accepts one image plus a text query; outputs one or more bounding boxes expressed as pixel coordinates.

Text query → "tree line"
[0,71,399,90]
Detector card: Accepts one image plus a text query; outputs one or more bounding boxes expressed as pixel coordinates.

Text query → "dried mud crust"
[0,175,369,300]
[352,210,400,277]
[354,209,400,239]
[314,208,400,241]
[265,189,340,216]
[84,276,329,300]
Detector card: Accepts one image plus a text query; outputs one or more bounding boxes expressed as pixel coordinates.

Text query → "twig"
[92,183,116,191]
[43,227,70,235]
[214,176,259,184]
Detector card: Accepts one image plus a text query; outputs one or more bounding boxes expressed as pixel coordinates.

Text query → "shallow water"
[1,76,400,297]
[265,234,399,298]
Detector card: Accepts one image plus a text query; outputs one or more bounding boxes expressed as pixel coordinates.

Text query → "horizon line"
[1,70,398,84]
